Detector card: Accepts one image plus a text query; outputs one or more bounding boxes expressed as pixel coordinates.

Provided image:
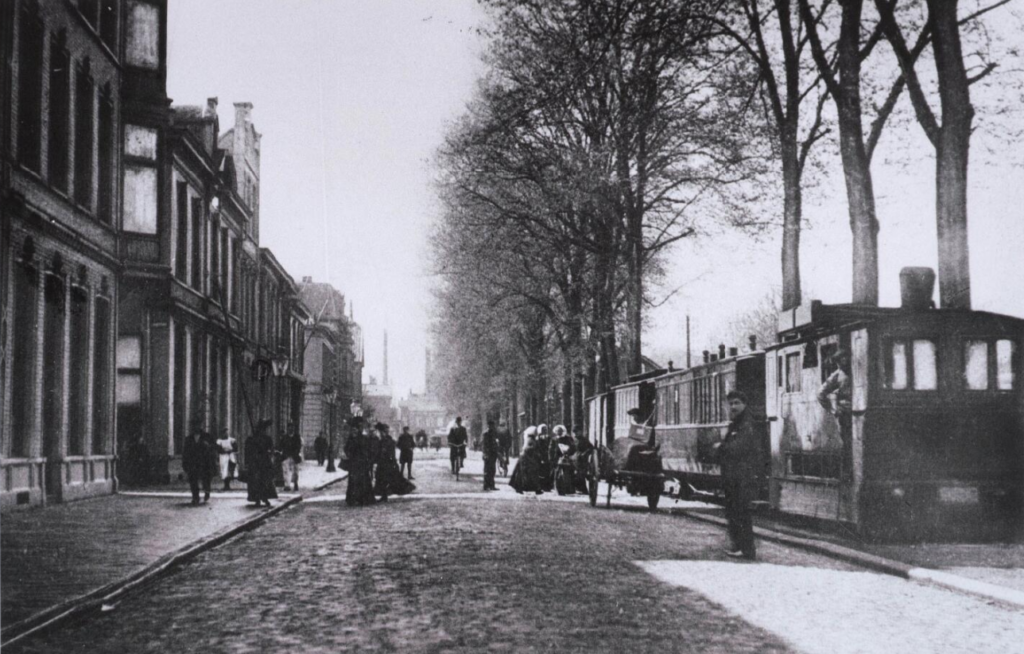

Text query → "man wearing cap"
[718,390,762,560]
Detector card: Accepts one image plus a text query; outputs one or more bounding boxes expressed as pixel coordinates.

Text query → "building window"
[74,60,95,209]
[10,258,39,458]
[68,286,90,455]
[97,87,115,223]
[210,218,220,299]
[126,1,160,69]
[17,5,45,172]
[125,124,157,159]
[43,274,66,461]
[92,297,111,453]
[175,181,189,280]
[123,166,157,233]
[191,197,203,290]
[48,32,71,193]
[117,335,142,405]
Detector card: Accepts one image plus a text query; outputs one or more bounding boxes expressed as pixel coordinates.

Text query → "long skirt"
[509,455,541,493]
[346,460,375,506]
[246,467,278,503]
[375,458,416,497]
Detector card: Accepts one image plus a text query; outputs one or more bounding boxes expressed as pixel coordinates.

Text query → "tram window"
[820,343,838,382]
[777,355,783,387]
[997,340,1016,390]
[673,386,680,424]
[785,353,801,393]
[964,341,989,390]
[913,340,938,390]
[886,342,909,390]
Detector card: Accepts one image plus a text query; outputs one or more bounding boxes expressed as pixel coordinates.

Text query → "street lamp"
[325,388,338,473]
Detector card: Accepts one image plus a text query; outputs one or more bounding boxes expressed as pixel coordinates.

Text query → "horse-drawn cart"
[585,439,666,511]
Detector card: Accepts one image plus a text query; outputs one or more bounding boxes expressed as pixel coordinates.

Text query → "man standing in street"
[481,419,499,491]
[448,417,468,474]
[314,431,328,467]
[182,419,214,505]
[397,425,416,480]
[718,391,763,560]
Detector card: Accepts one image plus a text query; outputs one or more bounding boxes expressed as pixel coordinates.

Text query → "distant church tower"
[383,330,389,386]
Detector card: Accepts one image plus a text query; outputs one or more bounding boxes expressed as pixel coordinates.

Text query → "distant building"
[395,349,450,439]
[297,277,363,457]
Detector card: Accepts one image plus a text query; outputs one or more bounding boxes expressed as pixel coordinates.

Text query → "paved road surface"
[10,459,1024,653]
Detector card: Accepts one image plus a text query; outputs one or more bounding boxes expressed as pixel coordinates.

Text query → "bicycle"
[450,444,466,481]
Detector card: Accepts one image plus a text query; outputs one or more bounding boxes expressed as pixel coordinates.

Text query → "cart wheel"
[647,490,660,511]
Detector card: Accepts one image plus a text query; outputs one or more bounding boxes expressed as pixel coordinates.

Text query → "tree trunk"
[781,139,803,310]
[835,0,880,306]
[928,0,972,309]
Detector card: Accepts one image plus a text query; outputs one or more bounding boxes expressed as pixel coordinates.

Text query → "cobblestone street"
[8,459,1024,654]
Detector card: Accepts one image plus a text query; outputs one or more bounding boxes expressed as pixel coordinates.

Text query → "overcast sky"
[169,2,1024,398]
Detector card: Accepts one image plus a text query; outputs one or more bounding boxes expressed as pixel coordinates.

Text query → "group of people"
[180,419,304,508]
[447,417,513,491]
[343,417,417,506]
[509,423,591,495]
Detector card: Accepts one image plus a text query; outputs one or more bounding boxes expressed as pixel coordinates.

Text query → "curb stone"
[0,495,303,649]
[313,472,348,492]
[677,508,1024,610]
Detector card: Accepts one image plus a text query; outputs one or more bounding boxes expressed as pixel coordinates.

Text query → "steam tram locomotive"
[585,279,1024,540]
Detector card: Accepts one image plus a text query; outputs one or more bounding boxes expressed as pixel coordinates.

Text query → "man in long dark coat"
[182,421,214,505]
[718,390,763,560]
[397,426,416,480]
[481,420,499,491]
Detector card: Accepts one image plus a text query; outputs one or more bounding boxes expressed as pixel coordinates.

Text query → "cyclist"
[448,416,469,475]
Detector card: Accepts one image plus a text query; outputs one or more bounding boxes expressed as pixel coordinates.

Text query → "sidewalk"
[0,462,344,641]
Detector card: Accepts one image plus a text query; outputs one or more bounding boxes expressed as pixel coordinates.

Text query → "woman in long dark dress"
[510,428,543,495]
[246,420,279,507]
[345,418,376,506]
[374,425,415,500]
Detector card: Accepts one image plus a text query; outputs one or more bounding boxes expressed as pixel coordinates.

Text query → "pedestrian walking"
[182,420,214,505]
[448,417,468,474]
[344,417,376,506]
[314,432,328,466]
[482,419,499,490]
[216,429,238,491]
[535,424,553,492]
[280,425,303,491]
[397,426,416,480]
[717,390,762,560]
[510,427,543,495]
[246,419,279,508]
[497,422,512,474]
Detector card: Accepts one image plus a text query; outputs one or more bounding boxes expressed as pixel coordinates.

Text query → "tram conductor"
[718,390,762,560]
[817,348,853,479]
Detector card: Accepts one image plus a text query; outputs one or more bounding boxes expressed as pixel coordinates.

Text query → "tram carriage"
[583,271,1024,541]
[654,344,769,504]
[769,298,1024,540]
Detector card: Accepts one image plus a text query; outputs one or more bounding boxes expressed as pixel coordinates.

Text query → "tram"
[584,269,1024,541]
